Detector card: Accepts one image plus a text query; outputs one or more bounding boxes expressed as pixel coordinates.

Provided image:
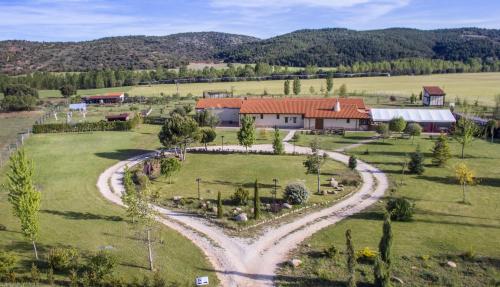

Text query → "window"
[260,114,264,119]
[346,119,351,123]
[252,117,256,121]
[276,114,280,119]
[293,117,297,123]
[285,117,289,123]
[301,115,305,119]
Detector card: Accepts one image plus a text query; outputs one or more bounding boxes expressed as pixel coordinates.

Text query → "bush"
[232,187,250,206]
[356,247,378,263]
[87,251,117,281]
[348,155,357,170]
[284,182,309,205]
[32,118,140,134]
[325,244,338,259]
[0,252,18,280]
[387,198,415,221]
[0,224,6,231]
[47,248,80,271]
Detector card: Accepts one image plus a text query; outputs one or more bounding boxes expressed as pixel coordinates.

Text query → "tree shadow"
[42,209,123,222]
[415,208,500,221]
[416,175,455,185]
[94,149,155,160]
[478,177,500,188]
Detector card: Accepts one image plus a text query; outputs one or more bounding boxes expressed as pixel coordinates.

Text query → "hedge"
[33,117,141,134]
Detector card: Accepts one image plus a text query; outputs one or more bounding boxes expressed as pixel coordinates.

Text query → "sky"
[0,0,499,41]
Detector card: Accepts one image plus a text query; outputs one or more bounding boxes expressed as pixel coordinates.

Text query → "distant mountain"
[218,28,500,67]
[1,28,500,74]
[0,32,259,74]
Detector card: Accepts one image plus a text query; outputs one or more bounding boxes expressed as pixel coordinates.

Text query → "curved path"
[97,134,388,287]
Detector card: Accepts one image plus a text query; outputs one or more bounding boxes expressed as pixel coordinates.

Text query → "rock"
[234,213,248,222]
[283,203,293,209]
[211,206,218,213]
[329,178,338,187]
[446,261,457,268]
[173,196,182,201]
[288,259,302,268]
[391,276,404,284]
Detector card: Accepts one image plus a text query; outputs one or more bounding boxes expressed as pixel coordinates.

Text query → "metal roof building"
[371,109,456,123]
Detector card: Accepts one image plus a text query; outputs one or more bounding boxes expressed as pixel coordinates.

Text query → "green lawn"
[153,153,358,204]
[294,131,376,151]
[0,125,218,285]
[277,136,500,286]
[204,128,288,147]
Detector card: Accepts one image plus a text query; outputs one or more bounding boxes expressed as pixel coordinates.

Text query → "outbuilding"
[371,108,456,132]
[83,93,125,104]
[422,86,446,106]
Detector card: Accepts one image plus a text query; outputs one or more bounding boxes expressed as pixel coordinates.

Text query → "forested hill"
[2,28,500,74]
[218,28,500,67]
[0,32,258,74]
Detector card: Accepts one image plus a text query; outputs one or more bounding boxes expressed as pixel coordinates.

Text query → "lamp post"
[221,135,225,151]
[272,178,278,205]
[196,177,201,200]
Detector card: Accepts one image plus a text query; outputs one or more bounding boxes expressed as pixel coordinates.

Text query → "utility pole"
[221,135,225,151]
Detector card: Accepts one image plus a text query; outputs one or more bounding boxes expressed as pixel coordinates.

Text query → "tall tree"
[431,133,451,166]
[455,163,475,203]
[292,77,301,96]
[158,114,200,160]
[237,116,256,152]
[338,84,347,97]
[284,80,290,96]
[454,117,479,158]
[59,85,76,98]
[253,180,260,220]
[136,175,158,271]
[326,74,334,95]
[272,127,284,154]
[7,150,41,260]
[345,229,356,287]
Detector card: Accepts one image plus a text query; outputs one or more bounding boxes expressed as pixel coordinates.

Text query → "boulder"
[329,178,338,187]
[288,259,302,268]
[446,261,457,268]
[283,203,293,209]
[173,196,182,201]
[234,213,248,222]
[211,206,218,213]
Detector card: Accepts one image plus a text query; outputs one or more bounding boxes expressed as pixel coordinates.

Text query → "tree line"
[2,58,500,92]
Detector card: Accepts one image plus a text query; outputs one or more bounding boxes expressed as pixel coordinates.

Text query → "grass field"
[0,125,218,285]
[152,153,358,205]
[36,73,500,106]
[293,131,376,151]
[277,136,500,286]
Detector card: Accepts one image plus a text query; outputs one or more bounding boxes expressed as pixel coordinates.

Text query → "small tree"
[237,116,256,152]
[59,85,77,98]
[160,157,182,184]
[272,127,284,154]
[158,114,200,161]
[217,191,223,219]
[431,133,451,166]
[253,180,260,220]
[375,123,390,142]
[135,176,158,271]
[348,155,357,170]
[283,182,309,205]
[200,127,217,150]
[374,212,392,287]
[454,117,479,158]
[338,84,347,97]
[326,74,334,95]
[6,150,41,260]
[0,252,18,281]
[405,123,422,143]
[284,80,290,96]
[345,229,356,287]
[292,77,301,96]
[389,117,407,135]
[303,146,327,194]
[455,163,475,204]
[408,146,425,175]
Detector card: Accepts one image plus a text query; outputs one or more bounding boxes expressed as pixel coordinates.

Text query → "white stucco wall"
[244,114,304,128]
[305,118,368,130]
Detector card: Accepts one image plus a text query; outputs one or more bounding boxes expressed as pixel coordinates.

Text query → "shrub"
[232,187,250,206]
[47,248,80,271]
[87,251,117,281]
[0,252,18,280]
[348,155,357,170]
[356,247,377,263]
[387,198,415,221]
[32,119,140,134]
[408,148,425,175]
[325,244,338,259]
[31,263,41,284]
[389,117,407,133]
[0,224,6,231]
[284,182,309,205]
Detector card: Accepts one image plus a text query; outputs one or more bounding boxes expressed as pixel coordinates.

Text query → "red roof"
[196,98,244,109]
[423,86,445,96]
[196,98,370,119]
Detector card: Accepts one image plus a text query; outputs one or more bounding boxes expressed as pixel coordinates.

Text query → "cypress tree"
[272,127,284,154]
[284,80,290,96]
[217,191,223,219]
[348,155,357,170]
[293,77,301,95]
[408,146,425,175]
[346,229,356,287]
[431,133,451,166]
[254,180,260,220]
[375,213,392,287]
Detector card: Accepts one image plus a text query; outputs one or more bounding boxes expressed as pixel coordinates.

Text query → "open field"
[0,125,218,285]
[278,136,500,286]
[293,131,376,151]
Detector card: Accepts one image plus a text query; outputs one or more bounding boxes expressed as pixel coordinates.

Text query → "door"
[315,118,324,130]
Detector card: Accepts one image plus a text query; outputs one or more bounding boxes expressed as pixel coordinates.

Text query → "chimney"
[334,99,341,112]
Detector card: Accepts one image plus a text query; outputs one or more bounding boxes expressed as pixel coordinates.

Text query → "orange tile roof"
[423,86,445,96]
[196,98,370,119]
[84,93,124,100]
